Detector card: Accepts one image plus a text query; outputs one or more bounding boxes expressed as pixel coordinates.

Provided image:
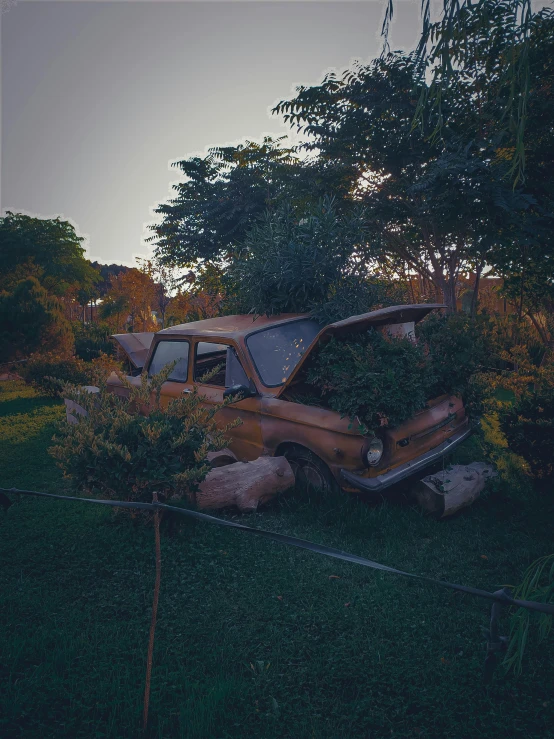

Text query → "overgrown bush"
[0,277,73,362]
[229,198,407,322]
[501,383,554,480]
[49,367,238,503]
[23,353,93,396]
[469,346,554,482]
[303,311,507,433]
[73,322,115,361]
[305,330,432,434]
[415,312,500,398]
[23,351,121,396]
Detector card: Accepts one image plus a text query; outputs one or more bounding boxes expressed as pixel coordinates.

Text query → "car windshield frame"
[245,318,322,388]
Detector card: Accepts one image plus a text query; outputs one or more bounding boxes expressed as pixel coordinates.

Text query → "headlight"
[365,437,383,467]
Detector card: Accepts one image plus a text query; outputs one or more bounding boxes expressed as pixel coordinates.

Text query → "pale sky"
[2,1,428,266]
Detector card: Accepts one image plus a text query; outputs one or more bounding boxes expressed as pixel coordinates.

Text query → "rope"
[3,486,554,617]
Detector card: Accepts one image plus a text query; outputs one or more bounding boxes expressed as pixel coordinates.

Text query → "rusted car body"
[109,304,471,494]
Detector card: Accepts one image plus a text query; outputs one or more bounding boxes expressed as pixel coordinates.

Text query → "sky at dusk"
[3,1,430,266]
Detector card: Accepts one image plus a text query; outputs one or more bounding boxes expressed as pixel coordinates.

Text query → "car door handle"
[182,388,191,394]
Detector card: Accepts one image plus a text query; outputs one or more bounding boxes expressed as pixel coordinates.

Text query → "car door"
[147,338,194,408]
[192,339,264,461]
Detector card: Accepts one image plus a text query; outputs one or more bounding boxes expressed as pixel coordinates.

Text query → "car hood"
[111,332,156,369]
[275,303,445,397]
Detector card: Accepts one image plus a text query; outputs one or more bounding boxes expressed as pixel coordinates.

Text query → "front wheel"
[283,445,340,495]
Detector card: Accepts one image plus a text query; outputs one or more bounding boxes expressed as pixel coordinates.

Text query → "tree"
[136,258,180,330]
[149,136,353,270]
[273,26,547,312]
[0,277,73,361]
[100,269,157,333]
[0,212,99,296]
[90,262,131,297]
[382,0,537,183]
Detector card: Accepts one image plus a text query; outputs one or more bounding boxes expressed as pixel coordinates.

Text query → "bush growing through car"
[49,365,240,504]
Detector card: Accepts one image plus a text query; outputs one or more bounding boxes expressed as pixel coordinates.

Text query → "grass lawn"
[1,380,553,739]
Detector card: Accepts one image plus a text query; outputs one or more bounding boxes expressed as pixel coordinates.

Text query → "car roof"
[157,313,310,340]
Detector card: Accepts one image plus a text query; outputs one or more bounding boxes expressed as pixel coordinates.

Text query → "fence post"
[143,492,162,733]
[483,587,510,684]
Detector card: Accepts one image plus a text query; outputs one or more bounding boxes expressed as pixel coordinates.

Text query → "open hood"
[276,304,445,397]
[111,332,156,370]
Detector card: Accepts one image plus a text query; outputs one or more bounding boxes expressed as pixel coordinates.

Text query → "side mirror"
[223,384,255,401]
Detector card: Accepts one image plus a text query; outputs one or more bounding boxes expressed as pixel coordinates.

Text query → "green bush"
[73,322,115,361]
[305,330,432,434]
[23,353,93,396]
[49,367,238,503]
[229,198,407,322]
[504,554,554,675]
[0,277,73,362]
[415,312,498,398]
[501,384,554,479]
[304,314,508,433]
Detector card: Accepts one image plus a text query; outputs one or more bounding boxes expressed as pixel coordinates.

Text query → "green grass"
[1,381,553,739]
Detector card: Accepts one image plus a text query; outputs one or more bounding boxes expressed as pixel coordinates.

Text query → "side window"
[194,342,249,388]
[148,340,190,382]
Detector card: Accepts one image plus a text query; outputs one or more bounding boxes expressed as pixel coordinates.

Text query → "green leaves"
[0,211,99,297]
[501,381,554,480]
[304,314,500,432]
[0,278,74,363]
[228,197,404,321]
[49,368,238,505]
[305,329,432,434]
[504,554,554,674]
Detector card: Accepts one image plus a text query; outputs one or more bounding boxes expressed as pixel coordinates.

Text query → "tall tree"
[0,212,99,296]
[149,136,352,270]
[274,49,537,312]
[136,258,180,330]
[0,277,73,361]
[100,269,157,333]
[383,0,536,182]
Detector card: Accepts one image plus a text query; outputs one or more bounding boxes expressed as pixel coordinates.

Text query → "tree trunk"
[432,272,457,313]
[193,456,295,512]
[470,262,484,317]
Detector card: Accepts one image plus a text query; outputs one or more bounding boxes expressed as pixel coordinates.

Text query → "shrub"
[0,277,73,362]
[49,367,239,504]
[415,312,499,398]
[501,383,554,480]
[23,353,93,396]
[305,330,432,434]
[23,351,121,396]
[73,322,115,361]
[476,410,532,495]
[469,347,554,482]
[229,198,407,322]
[303,314,512,434]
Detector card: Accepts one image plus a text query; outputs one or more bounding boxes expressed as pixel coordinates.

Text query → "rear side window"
[148,340,190,382]
[194,342,249,388]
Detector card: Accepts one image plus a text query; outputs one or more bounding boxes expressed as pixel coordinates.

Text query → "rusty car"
[109,304,471,495]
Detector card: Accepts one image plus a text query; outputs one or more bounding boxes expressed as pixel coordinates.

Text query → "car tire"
[282,445,340,495]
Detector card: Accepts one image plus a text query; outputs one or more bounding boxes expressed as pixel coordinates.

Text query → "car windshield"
[246,319,322,387]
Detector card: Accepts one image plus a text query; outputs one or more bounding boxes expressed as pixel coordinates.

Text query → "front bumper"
[340,425,472,493]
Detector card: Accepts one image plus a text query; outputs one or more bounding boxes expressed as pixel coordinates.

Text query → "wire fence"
[2,485,554,725]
